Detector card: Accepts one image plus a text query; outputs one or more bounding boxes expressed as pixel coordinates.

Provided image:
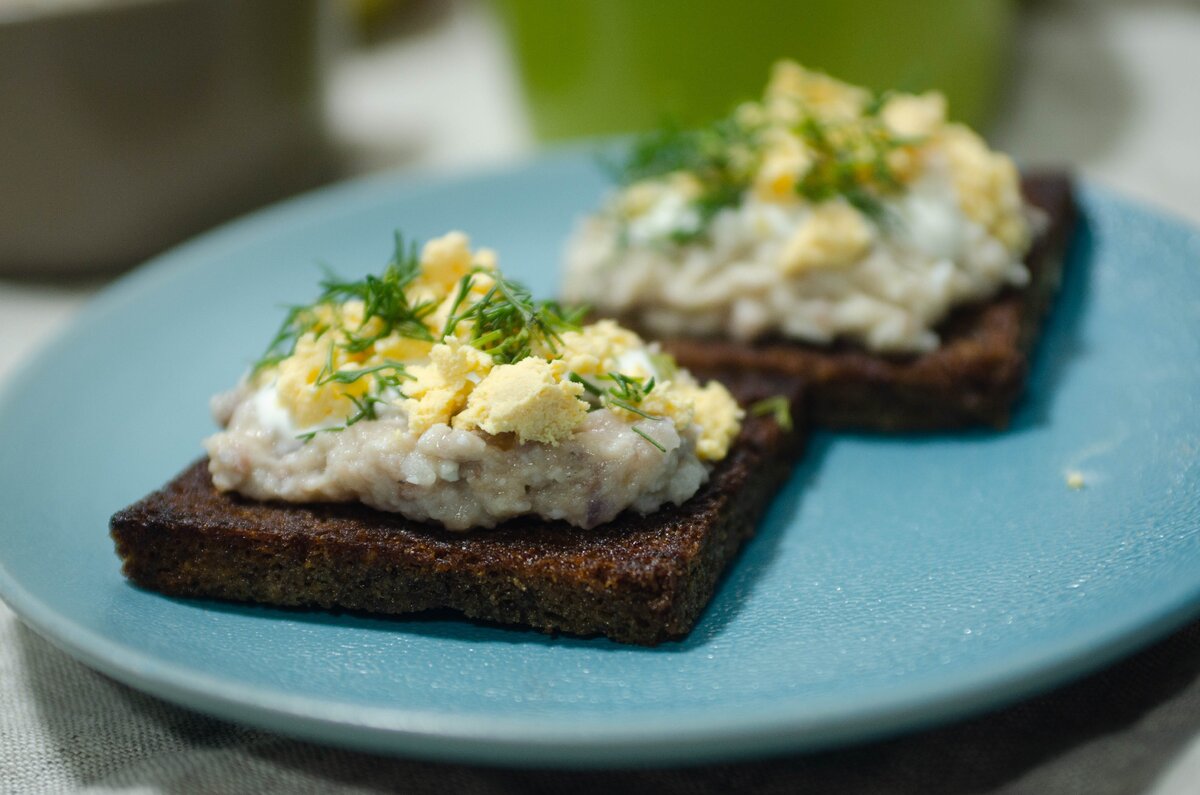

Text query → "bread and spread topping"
[564,61,1036,354]
[204,231,743,530]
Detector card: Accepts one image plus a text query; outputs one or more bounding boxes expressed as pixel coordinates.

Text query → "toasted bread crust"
[651,173,1079,430]
[110,377,805,645]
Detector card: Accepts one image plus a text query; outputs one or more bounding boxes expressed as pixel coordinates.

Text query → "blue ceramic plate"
[1,151,1198,767]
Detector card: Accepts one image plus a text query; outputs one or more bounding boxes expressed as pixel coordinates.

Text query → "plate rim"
[5,558,1200,766]
[1,157,1199,766]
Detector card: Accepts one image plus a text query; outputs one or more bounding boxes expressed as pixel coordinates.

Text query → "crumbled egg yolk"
[939,125,1030,251]
[753,128,813,203]
[688,383,744,461]
[881,92,947,139]
[404,338,495,431]
[276,333,369,428]
[552,320,645,378]
[779,201,875,274]
[764,60,871,123]
[271,233,493,426]
[618,60,1030,263]
[262,233,744,460]
[454,357,587,444]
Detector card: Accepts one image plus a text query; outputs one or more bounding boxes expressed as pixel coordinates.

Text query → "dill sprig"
[608,81,918,240]
[630,427,667,453]
[612,118,754,186]
[569,371,666,451]
[600,371,657,417]
[442,268,586,365]
[793,114,909,223]
[255,232,586,376]
[315,359,409,387]
[253,305,320,375]
[749,395,794,432]
[315,233,438,352]
[254,231,590,443]
[611,117,760,243]
[252,233,436,374]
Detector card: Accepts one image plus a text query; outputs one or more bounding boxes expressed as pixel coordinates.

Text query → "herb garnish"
[792,114,912,225]
[609,71,919,241]
[257,233,586,376]
[253,233,435,375]
[630,426,667,453]
[749,395,794,432]
[442,269,585,365]
[255,232,592,442]
[569,371,666,451]
[609,118,760,244]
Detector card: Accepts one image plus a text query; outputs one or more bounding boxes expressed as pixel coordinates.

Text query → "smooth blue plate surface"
[1,150,1198,767]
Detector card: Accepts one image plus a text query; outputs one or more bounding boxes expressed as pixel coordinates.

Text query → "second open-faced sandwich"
[564,61,1078,430]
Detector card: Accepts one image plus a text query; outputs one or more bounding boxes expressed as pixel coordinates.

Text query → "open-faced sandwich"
[564,61,1078,430]
[111,232,804,645]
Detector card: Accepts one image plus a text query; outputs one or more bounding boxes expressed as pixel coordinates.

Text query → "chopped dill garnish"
[749,395,794,432]
[607,74,919,242]
[316,233,438,353]
[443,268,585,365]
[793,114,908,225]
[255,231,591,443]
[631,426,667,452]
[315,359,410,388]
[602,371,656,404]
[569,370,665,450]
[253,233,435,374]
[253,305,319,375]
[609,119,749,186]
[610,118,760,243]
[255,234,586,376]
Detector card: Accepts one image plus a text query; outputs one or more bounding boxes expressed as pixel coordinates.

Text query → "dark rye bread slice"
[656,172,1079,431]
[110,376,805,646]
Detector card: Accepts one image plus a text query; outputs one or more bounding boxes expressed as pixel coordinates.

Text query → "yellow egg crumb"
[404,339,495,433]
[555,320,644,377]
[637,384,695,431]
[472,247,498,271]
[1066,471,1086,490]
[881,92,947,139]
[779,202,874,274]
[754,129,812,202]
[418,231,474,293]
[455,357,587,444]
[765,61,870,122]
[275,335,367,427]
[940,125,1029,251]
[373,333,435,363]
[688,382,745,461]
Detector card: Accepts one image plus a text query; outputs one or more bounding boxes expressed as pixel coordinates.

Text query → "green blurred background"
[492,0,1016,138]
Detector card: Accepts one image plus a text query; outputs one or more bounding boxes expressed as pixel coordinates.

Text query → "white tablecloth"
[3,1,1200,791]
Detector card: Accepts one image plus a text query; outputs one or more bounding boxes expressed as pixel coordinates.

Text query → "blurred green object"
[493,0,1016,139]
